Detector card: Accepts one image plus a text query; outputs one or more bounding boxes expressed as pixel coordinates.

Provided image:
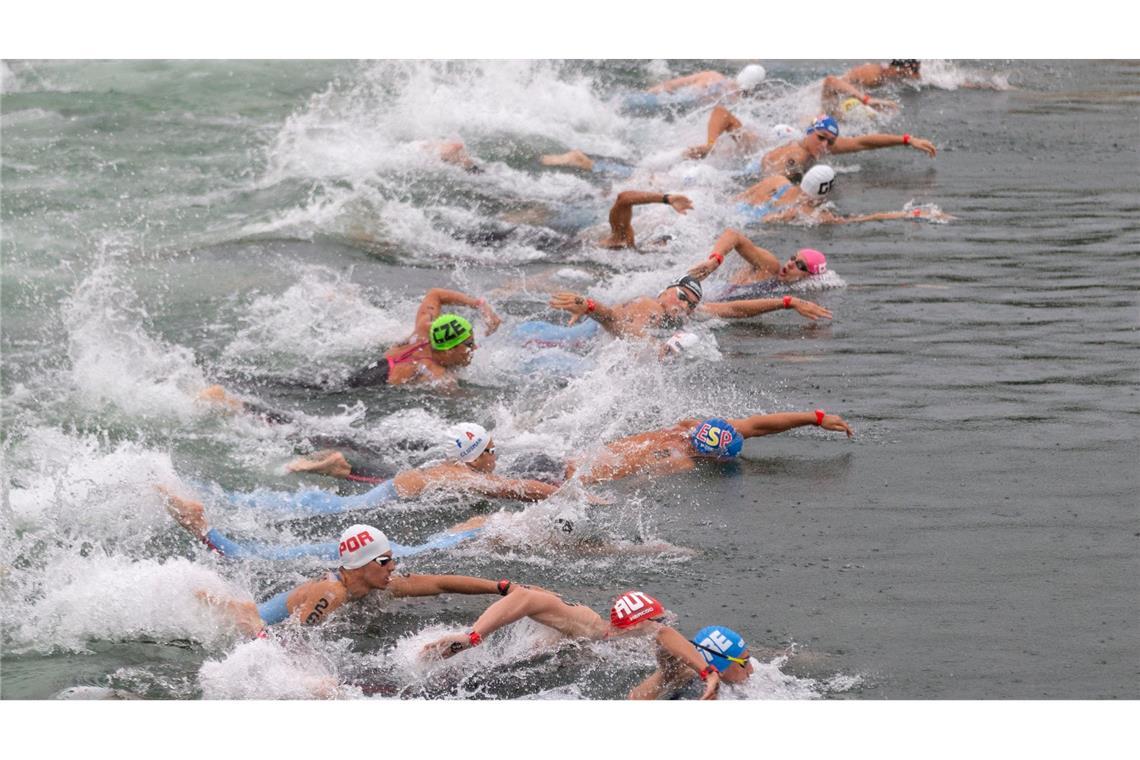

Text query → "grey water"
[1,60,1137,699]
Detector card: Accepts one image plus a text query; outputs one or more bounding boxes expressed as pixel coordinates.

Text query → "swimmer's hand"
[156,485,209,541]
[820,414,854,438]
[479,301,503,335]
[421,633,475,660]
[868,97,898,112]
[686,259,719,281]
[788,297,833,321]
[667,194,694,215]
[908,136,937,158]
[700,670,721,700]
[549,292,590,326]
[683,144,713,160]
[909,207,957,222]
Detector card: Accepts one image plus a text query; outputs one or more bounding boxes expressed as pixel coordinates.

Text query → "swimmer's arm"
[698,297,832,321]
[729,411,854,438]
[287,579,350,626]
[655,626,719,699]
[414,288,502,339]
[823,73,895,110]
[649,71,723,94]
[469,475,560,502]
[388,574,501,598]
[832,134,937,157]
[688,228,780,281]
[549,292,623,334]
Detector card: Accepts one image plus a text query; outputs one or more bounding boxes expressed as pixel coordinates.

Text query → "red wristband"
[585,298,596,313]
[709,252,724,265]
[468,631,482,647]
[783,295,792,309]
[861,94,870,105]
[699,665,718,681]
[815,409,826,426]
[902,133,911,145]
[497,579,511,596]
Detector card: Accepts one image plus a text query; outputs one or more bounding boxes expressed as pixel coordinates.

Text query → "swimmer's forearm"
[698,298,782,318]
[733,412,818,437]
[657,626,711,675]
[389,574,500,598]
[425,288,485,309]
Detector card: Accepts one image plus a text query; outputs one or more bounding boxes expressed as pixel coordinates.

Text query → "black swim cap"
[890,59,920,73]
[667,275,703,303]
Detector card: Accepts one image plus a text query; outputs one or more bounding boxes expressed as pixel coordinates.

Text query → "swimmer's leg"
[222,480,400,516]
[540,150,594,171]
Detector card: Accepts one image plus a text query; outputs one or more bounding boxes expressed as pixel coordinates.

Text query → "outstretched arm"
[467,474,561,502]
[649,70,724,94]
[699,296,833,321]
[822,75,897,111]
[687,228,781,281]
[413,288,502,341]
[728,410,854,438]
[389,574,503,598]
[831,133,937,157]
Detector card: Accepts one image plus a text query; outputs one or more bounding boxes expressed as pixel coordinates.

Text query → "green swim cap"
[430,314,474,350]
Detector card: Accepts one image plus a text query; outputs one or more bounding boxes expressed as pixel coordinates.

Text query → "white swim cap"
[448,422,491,463]
[770,124,797,142]
[800,165,836,200]
[665,331,700,354]
[735,64,766,90]
[338,524,391,569]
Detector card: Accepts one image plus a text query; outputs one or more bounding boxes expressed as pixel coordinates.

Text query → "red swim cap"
[609,591,665,628]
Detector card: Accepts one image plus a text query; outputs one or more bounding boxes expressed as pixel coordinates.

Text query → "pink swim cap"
[797,248,828,275]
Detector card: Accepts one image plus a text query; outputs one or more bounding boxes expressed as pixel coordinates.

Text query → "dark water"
[1,60,1137,699]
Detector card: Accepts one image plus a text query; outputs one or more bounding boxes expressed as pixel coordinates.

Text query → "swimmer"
[821,59,921,113]
[421,588,722,699]
[736,165,953,225]
[548,271,832,343]
[686,228,833,301]
[646,64,766,100]
[159,486,490,562]
[539,150,635,180]
[344,288,501,390]
[184,520,517,637]
[176,423,571,518]
[629,624,755,699]
[564,411,853,484]
[759,114,937,182]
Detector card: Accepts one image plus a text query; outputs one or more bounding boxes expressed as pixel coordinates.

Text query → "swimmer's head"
[778,247,827,282]
[338,524,393,571]
[664,330,700,356]
[889,59,921,77]
[770,124,797,142]
[690,418,743,459]
[805,114,839,157]
[609,590,666,629]
[447,422,493,465]
[692,625,753,683]
[734,64,766,91]
[430,314,476,365]
[799,165,836,202]
[659,275,703,319]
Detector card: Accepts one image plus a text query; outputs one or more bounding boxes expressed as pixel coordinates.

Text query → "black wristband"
[662,194,671,205]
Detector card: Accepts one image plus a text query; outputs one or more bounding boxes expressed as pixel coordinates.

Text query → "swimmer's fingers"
[482,309,502,336]
[421,635,470,660]
[669,195,694,214]
[821,414,854,438]
[793,300,833,320]
[699,671,720,700]
[912,138,937,157]
[687,260,718,280]
[871,98,899,111]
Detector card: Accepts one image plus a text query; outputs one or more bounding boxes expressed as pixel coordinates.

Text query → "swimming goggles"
[691,641,749,667]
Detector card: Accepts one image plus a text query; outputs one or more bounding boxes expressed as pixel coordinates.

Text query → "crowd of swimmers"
[157,60,948,699]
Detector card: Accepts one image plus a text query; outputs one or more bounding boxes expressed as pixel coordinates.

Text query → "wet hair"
[889,59,921,75]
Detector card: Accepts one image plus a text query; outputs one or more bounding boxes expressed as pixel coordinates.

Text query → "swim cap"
[797,248,828,275]
[734,64,766,90]
[770,124,797,141]
[840,97,864,115]
[665,331,699,354]
[448,422,491,463]
[667,274,703,303]
[799,165,836,200]
[692,625,748,671]
[805,114,840,138]
[430,314,474,351]
[889,59,921,74]
[610,590,666,628]
[338,524,392,569]
[690,418,743,458]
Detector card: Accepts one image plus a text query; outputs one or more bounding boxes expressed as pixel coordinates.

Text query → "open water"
[1,59,1137,699]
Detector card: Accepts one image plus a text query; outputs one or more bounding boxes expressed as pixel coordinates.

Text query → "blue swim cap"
[806,114,840,138]
[690,418,743,458]
[692,625,748,671]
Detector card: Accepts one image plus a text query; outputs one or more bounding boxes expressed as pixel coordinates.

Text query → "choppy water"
[1,60,1137,699]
